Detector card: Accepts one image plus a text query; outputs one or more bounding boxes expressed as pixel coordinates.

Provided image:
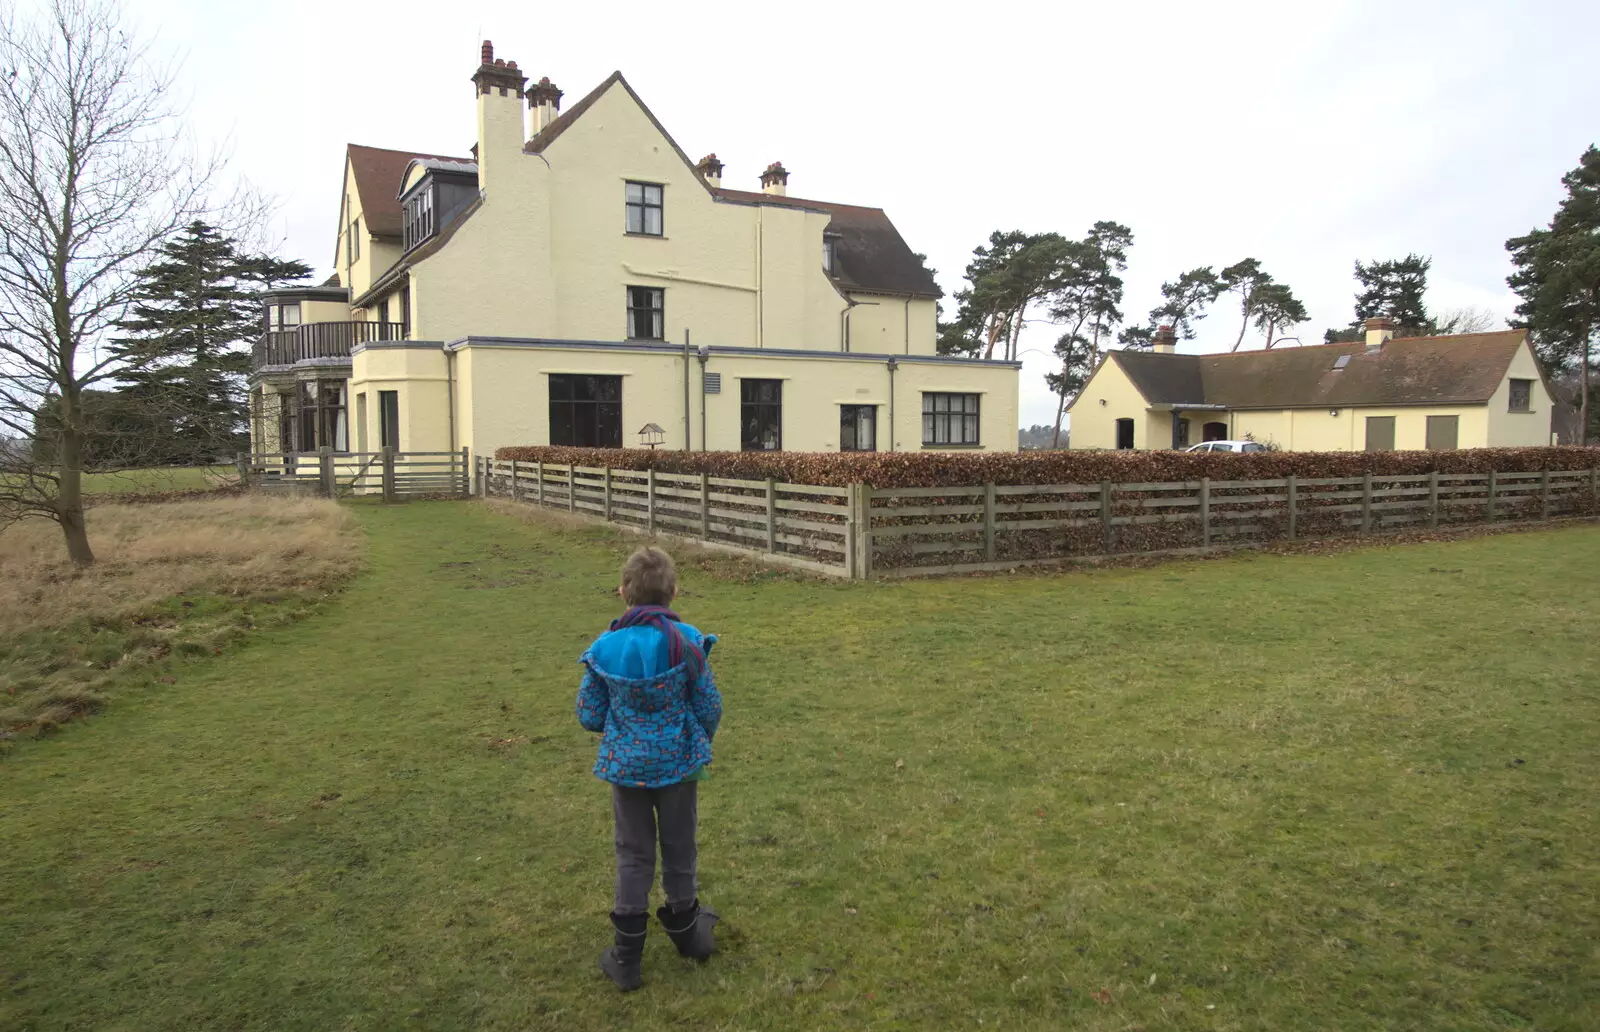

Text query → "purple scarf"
[611,604,704,679]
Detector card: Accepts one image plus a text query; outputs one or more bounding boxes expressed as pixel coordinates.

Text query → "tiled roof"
[712,188,940,299]
[1107,331,1529,409]
[347,144,470,237]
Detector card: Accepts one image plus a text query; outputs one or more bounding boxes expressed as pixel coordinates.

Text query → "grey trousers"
[611,780,698,916]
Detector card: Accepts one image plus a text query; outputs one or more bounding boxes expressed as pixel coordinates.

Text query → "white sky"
[123,0,1600,429]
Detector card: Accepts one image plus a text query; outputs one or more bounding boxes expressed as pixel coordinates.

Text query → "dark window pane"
[549,374,622,448]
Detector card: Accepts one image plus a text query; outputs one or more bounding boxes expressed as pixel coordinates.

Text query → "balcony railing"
[252,322,408,370]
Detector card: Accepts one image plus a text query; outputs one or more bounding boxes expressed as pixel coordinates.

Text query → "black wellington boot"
[656,899,719,960]
[599,912,648,991]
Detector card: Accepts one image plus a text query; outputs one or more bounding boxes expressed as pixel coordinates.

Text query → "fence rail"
[478,457,1600,579]
[243,448,469,499]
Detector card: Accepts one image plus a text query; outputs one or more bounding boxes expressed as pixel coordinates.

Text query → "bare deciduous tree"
[0,0,231,563]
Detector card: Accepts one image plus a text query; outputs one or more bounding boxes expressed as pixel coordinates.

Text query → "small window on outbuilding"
[1509,378,1532,412]
[1333,354,1352,370]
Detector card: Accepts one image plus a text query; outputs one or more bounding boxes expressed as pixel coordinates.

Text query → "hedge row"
[494,445,1600,489]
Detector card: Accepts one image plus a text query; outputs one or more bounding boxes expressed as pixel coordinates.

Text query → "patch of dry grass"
[0,496,361,737]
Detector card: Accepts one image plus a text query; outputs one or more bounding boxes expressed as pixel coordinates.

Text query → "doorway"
[1115,418,1135,450]
[1202,421,1228,442]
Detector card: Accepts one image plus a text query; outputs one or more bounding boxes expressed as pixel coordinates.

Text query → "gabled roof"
[525,71,940,300]
[347,144,470,237]
[1093,330,1532,410]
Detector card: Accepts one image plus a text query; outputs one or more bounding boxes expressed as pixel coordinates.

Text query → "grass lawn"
[80,466,234,494]
[1,502,1596,1031]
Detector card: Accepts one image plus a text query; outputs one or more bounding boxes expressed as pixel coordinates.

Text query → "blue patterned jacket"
[577,621,721,788]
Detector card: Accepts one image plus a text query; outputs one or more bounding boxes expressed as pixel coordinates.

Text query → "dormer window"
[823,238,836,274]
[403,187,435,252]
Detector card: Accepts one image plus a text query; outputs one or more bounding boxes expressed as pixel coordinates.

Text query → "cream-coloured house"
[248,41,1018,460]
[1068,319,1555,451]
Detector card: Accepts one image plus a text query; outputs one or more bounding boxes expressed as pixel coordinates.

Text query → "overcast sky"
[126,0,1599,429]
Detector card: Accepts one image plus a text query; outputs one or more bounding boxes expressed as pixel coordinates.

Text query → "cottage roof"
[346,144,471,237]
[1103,330,1531,410]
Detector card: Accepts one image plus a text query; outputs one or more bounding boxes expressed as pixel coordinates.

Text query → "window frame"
[922,392,982,447]
[740,379,783,452]
[403,186,435,253]
[347,216,360,266]
[548,374,623,448]
[625,181,664,237]
[626,286,665,341]
[822,237,837,274]
[1508,378,1533,413]
[379,390,400,450]
[295,379,349,453]
[840,404,877,452]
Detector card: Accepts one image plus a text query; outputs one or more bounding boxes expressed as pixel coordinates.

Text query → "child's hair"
[621,546,678,606]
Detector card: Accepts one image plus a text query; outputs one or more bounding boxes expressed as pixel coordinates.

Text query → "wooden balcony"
[252,322,407,370]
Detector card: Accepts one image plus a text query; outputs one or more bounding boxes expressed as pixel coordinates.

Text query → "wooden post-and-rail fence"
[477,457,1600,581]
[239,449,470,500]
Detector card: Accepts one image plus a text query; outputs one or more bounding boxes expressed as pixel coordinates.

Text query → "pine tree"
[112,221,310,465]
[1325,255,1436,341]
[1507,145,1600,445]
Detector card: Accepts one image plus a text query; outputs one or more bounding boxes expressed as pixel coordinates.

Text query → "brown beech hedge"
[494,445,1599,489]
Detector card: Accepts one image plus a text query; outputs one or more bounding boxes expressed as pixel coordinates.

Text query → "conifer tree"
[112,221,309,464]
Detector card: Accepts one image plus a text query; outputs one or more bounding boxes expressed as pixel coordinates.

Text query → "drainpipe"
[697,345,709,452]
[446,345,457,454]
[887,356,898,453]
[904,298,910,354]
[682,328,692,451]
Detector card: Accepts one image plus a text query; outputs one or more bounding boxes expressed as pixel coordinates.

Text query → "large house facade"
[1068,320,1555,452]
[249,42,1019,460]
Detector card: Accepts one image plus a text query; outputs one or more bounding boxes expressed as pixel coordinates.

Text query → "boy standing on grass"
[577,546,722,992]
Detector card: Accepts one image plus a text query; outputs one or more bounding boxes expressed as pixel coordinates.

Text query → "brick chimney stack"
[1364,316,1395,352]
[760,161,789,196]
[1152,325,1178,354]
[526,77,563,138]
[696,153,724,188]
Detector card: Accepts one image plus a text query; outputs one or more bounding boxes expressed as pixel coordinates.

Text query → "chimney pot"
[481,40,493,64]
[1152,325,1178,354]
[760,161,789,196]
[696,153,725,187]
[525,77,564,137]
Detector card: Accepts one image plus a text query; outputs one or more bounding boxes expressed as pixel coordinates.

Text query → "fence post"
[983,481,997,561]
[604,467,613,520]
[379,448,395,502]
[844,483,859,579]
[765,478,778,554]
[646,468,656,533]
[1199,477,1211,549]
[510,459,520,503]
[1100,480,1114,552]
[1428,470,1440,528]
[700,473,710,539]
[1539,468,1551,521]
[235,451,251,490]
[461,446,471,497]
[1485,469,1498,523]
[1360,471,1373,533]
[1286,474,1298,541]
[567,464,576,514]
[319,446,334,498]
[860,483,875,580]
[536,461,545,506]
